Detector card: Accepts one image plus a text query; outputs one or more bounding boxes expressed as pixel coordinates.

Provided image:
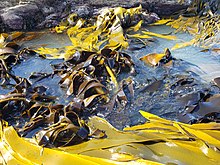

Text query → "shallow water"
[144,25,220,81]
[22,26,220,81]
[6,25,220,129]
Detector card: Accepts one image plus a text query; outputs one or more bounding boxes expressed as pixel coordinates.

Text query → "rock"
[71,5,93,18]
[41,6,55,15]
[36,13,61,28]
[1,13,24,30]
[0,4,44,31]
[0,0,19,10]
[82,0,192,16]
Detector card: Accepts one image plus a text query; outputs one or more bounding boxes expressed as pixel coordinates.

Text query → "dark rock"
[41,6,55,15]
[72,5,93,18]
[82,0,191,16]
[0,0,19,10]
[0,4,44,31]
[1,13,24,30]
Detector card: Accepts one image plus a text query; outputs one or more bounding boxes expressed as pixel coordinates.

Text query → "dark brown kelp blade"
[18,102,89,147]
[178,91,220,124]
[139,80,164,93]
[213,77,220,88]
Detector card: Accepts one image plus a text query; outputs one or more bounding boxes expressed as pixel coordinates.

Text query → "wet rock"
[1,13,23,30]
[72,5,93,18]
[0,4,44,31]
[37,14,60,28]
[41,6,55,15]
[85,0,192,16]
[0,0,19,10]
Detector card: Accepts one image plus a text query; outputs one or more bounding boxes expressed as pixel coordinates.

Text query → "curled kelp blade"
[62,114,220,165]
[166,9,219,49]
[0,31,41,56]
[149,0,220,50]
[99,77,134,111]
[18,102,90,147]
[138,111,220,148]
[177,90,220,124]
[57,49,134,96]
[31,114,220,164]
[36,6,144,59]
[213,77,220,88]
[139,48,172,66]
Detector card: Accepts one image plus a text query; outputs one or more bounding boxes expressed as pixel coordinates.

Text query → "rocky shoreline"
[0,0,191,32]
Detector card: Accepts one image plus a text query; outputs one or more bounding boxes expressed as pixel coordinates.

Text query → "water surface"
[7,26,220,129]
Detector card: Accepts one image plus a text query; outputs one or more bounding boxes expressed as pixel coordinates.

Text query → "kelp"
[0,4,220,165]
[0,47,136,147]
[53,49,135,106]
[177,91,220,124]
[20,104,89,147]
[1,111,220,164]
[213,77,220,88]
[0,75,89,147]
[168,14,219,49]
[139,48,173,66]
[151,0,220,49]
[36,6,176,60]
[0,31,39,86]
[98,77,135,112]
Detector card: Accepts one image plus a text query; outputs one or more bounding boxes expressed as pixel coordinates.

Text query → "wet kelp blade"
[0,122,162,165]
[1,112,220,165]
[139,48,172,66]
[35,6,177,60]
[35,6,145,60]
[213,77,220,88]
[155,8,220,49]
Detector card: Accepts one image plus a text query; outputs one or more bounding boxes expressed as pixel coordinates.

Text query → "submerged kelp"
[1,4,220,165]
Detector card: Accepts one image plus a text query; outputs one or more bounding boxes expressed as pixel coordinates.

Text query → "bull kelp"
[1,3,220,165]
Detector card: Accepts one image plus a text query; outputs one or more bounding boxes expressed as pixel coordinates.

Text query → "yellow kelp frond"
[167,16,200,35]
[142,31,177,40]
[35,46,76,60]
[158,14,220,49]
[140,48,172,66]
[1,111,220,165]
[149,19,173,26]
[171,39,196,50]
[36,6,176,60]
[150,0,220,50]
[0,122,163,165]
